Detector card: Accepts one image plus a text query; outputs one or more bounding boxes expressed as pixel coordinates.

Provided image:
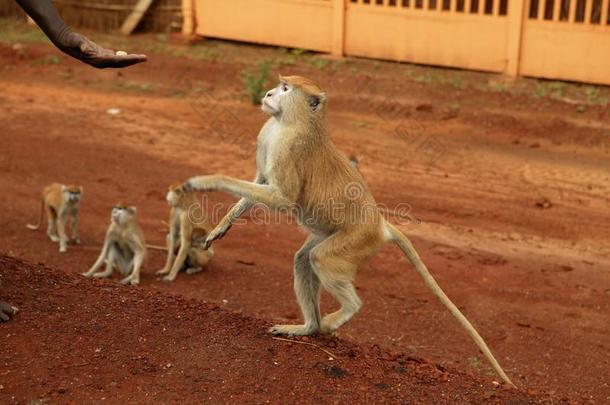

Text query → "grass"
[32,55,61,66]
[534,84,548,98]
[114,81,154,92]
[584,86,609,105]
[309,57,330,70]
[415,72,466,90]
[0,18,49,45]
[547,81,565,98]
[242,60,272,105]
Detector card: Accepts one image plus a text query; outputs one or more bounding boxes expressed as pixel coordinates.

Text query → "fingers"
[0,301,17,322]
[67,33,147,69]
[180,181,195,193]
[91,53,148,69]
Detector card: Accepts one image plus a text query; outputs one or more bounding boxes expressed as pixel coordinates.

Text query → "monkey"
[82,204,146,286]
[26,183,83,253]
[155,184,214,282]
[176,75,514,386]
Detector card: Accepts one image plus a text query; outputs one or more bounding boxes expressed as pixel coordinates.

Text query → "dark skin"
[16,0,147,68]
[1,1,147,322]
[0,302,17,322]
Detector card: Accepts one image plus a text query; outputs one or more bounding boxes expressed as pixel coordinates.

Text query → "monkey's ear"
[128,206,137,215]
[61,185,67,192]
[79,186,84,194]
[309,93,326,112]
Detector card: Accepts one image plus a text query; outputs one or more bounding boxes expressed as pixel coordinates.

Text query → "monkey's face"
[262,76,327,120]
[166,184,185,207]
[63,185,83,204]
[111,205,136,225]
[166,188,180,207]
[261,81,291,116]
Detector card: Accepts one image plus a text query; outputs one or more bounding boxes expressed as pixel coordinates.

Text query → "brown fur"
[26,183,83,253]
[181,76,514,386]
[82,204,147,286]
[155,184,214,282]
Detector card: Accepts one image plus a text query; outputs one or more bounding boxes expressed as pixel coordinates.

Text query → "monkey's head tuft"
[111,204,136,225]
[63,184,83,203]
[262,75,327,121]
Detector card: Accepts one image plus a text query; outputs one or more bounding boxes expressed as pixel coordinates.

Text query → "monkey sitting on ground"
[156,184,214,282]
[176,75,514,386]
[82,204,146,286]
[26,183,83,253]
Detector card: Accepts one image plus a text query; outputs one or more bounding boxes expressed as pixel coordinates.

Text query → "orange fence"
[188,0,610,85]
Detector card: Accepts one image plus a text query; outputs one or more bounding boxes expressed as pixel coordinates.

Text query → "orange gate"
[188,0,610,85]
[519,0,610,84]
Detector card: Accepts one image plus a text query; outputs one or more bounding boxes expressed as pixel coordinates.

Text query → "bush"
[242,60,272,105]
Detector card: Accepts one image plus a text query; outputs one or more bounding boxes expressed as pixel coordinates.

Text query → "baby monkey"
[156,184,214,282]
[27,183,83,253]
[83,204,146,286]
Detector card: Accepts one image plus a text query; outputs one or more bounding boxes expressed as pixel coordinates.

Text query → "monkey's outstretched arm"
[204,173,266,248]
[184,175,294,211]
[83,232,111,277]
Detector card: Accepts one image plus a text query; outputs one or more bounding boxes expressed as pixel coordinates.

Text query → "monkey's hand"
[178,179,197,194]
[0,301,18,322]
[61,32,147,68]
[204,222,232,249]
[179,176,221,194]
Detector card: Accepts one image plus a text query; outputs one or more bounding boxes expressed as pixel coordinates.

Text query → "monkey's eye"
[282,85,288,92]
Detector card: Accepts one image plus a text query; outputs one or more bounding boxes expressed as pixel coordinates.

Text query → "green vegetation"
[242,60,272,105]
[0,18,49,45]
[309,57,330,70]
[32,55,61,66]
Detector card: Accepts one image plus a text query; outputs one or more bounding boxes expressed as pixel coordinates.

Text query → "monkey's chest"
[259,129,286,182]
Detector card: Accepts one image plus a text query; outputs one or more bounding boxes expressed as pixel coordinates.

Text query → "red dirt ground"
[1,25,609,403]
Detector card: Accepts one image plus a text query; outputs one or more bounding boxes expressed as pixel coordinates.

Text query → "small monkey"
[26,183,83,253]
[177,75,514,386]
[156,184,214,282]
[82,204,146,286]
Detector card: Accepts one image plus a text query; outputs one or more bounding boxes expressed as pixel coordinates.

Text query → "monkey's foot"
[320,310,357,334]
[120,276,139,286]
[155,269,170,276]
[162,274,177,283]
[92,272,111,279]
[186,267,202,275]
[59,246,67,253]
[49,235,59,242]
[268,324,317,336]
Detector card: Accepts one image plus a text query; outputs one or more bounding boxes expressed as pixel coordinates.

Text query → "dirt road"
[1,24,609,402]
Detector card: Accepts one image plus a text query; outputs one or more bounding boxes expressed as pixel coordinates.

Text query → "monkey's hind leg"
[311,232,375,334]
[92,249,117,279]
[57,213,68,253]
[71,211,80,244]
[270,236,323,336]
[46,206,59,242]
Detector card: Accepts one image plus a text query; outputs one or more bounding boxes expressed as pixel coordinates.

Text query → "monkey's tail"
[146,244,167,251]
[384,221,515,387]
[26,199,44,230]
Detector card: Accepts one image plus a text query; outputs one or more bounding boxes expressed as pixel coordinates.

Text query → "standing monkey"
[156,184,214,282]
[82,204,146,286]
[27,183,83,253]
[177,75,514,386]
